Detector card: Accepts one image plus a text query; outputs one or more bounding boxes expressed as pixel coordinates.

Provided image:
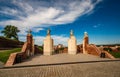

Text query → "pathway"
[15,53,111,66]
[0,61,120,77]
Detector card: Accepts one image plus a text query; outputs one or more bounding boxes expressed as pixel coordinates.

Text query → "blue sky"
[0,0,120,46]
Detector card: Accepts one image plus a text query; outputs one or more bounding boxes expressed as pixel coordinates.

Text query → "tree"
[1,25,20,40]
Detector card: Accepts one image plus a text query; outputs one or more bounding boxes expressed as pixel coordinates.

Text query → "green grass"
[0,48,21,63]
[38,46,43,51]
[108,51,120,58]
[38,46,43,54]
[103,47,120,58]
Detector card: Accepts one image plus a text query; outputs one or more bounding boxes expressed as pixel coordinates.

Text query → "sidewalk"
[0,61,4,68]
[14,53,111,66]
[0,61,120,77]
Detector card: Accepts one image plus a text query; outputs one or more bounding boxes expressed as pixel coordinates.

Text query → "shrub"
[103,48,112,52]
[38,46,43,51]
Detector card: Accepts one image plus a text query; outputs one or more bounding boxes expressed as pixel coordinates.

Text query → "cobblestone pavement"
[0,61,120,77]
[0,62,4,68]
[14,53,111,66]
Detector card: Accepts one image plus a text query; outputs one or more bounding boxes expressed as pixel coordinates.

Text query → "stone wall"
[5,32,42,66]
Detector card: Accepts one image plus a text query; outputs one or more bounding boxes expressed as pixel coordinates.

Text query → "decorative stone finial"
[84,31,88,37]
[47,28,51,35]
[27,29,32,34]
[70,30,73,36]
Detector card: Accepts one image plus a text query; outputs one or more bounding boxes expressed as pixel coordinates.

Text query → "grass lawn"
[0,48,21,64]
[108,51,120,58]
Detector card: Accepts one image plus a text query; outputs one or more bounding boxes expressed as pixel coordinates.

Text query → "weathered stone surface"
[1,61,120,77]
[44,29,54,55]
[14,53,111,66]
[68,30,77,55]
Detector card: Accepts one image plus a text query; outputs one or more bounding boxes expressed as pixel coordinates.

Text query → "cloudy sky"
[0,0,120,46]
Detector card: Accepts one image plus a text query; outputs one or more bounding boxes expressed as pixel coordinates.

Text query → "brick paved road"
[0,61,120,77]
[0,62,3,68]
[14,53,111,66]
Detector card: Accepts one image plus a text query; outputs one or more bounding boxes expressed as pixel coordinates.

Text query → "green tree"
[1,25,20,40]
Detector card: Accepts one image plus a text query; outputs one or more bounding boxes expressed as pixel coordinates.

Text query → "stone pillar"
[83,32,89,54]
[68,30,77,54]
[26,30,34,57]
[44,29,54,55]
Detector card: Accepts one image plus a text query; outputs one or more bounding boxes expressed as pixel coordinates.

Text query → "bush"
[54,48,65,54]
[0,48,21,63]
[103,48,112,52]
[38,46,43,51]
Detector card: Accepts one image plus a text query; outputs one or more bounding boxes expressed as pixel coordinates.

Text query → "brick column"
[26,32,33,57]
[83,32,89,54]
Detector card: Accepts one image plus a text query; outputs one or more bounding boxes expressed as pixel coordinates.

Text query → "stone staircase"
[5,39,41,66]
[104,51,115,59]
[5,42,28,66]
[87,44,115,59]
[87,44,100,56]
[5,53,17,66]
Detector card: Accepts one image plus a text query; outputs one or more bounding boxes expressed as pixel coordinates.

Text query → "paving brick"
[0,61,120,77]
[14,53,111,66]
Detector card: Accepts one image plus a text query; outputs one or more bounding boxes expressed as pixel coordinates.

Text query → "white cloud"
[51,35,69,46]
[19,35,69,46]
[0,7,18,16]
[0,0,102,45]
[0,0,102,35]
[32,36,45,45]
[32,28,44,32]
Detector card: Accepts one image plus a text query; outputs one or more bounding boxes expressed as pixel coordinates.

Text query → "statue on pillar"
[44,28,54,55]
[68,29,77,55]
[70,30,73,36]
[84,31,88,37]
[27,29,32,34]
[47,28,51,35]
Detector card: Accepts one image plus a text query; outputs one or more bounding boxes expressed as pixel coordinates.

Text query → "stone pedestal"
[68,30,77,54]
[26,30,34,57]
[44,29,54,55]
[83,32,89,54]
